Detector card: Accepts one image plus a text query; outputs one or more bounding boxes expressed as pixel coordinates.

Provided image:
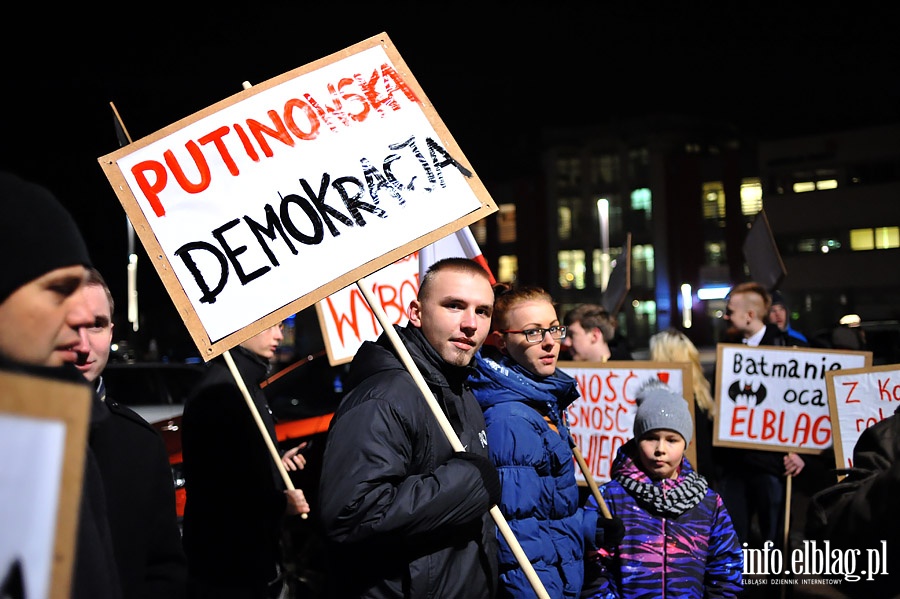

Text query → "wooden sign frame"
[0,370,91,599]
[825,363,900,471]
[713,343,872,454]
[98,32,497,360]
[560,360,695,484]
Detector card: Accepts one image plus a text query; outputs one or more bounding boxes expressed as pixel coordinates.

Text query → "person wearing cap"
[0,171,123,599]
[582,379,743,599]
[767,290,809,346]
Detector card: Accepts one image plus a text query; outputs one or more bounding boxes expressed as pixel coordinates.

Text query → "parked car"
[101,357,341,522]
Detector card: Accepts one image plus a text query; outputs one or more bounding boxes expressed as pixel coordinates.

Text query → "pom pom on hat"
[0,171,92,303]
[633,379,693,444]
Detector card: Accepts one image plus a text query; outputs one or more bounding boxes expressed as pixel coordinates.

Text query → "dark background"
[2,4,897,360]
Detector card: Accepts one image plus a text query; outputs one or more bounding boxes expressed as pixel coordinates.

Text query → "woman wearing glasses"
[469,286,615,599]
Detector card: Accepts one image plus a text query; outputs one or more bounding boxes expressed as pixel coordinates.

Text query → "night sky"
[2,5,896,358]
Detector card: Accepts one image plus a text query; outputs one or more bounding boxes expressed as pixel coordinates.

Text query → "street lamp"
[597,198,610,291]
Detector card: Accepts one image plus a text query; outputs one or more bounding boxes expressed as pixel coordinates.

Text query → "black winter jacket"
[0,358,123,599]
[319,324,499,599]
[806,406,900,597]
[181,346,286,588]
[90,380,187,599]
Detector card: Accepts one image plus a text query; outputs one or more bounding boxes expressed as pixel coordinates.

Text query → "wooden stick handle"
[571,440,612,519]
[357,281,550,599]
[223,350,308,519]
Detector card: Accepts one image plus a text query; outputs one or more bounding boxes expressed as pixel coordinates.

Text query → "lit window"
[875,227,900,249]
[702,182,726,221]
[793,181,816,193]
[816,179,838,190]
[558,250,586,290]
[631,244,655,288]
[498,204,516,243]
[498,255,518,284]
[631,188,651,211]
[558,206,572,240]
[556,156,581,188]
[740,178,762,216]
[850,229,874,251]
[470,219,487,245]
[705,242,726,265]
[849,228,900,251]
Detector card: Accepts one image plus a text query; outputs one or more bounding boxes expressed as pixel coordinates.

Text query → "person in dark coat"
[717,281,806,546]
[71,267,187,599]
[805,406,900,597]
[318,258,501,599]
[181,323,310,599]
[0,170,122,599]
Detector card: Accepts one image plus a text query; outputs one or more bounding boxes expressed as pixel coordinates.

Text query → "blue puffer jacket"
[470,347,598,599]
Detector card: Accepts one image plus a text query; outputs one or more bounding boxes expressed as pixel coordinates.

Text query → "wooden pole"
[357,282,550,599]
[223,350,307,519]
[571,439,612,519]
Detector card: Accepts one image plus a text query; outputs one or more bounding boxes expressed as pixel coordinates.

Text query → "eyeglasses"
[500,326,567,344]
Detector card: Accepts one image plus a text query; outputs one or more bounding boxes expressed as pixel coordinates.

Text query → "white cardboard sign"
[560,361,693,484]
[825,363,900,469]
[99,33,496,360]
[714,343,871,454]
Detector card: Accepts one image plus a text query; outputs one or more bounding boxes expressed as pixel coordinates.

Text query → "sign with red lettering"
[98,33,497,360]
[315,252,419,365]
[825,363,900,470]
[714,344,872,453]
[315,227,489,364]
[560,361,694,484]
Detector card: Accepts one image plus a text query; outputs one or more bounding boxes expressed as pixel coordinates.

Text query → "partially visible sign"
[98,33,496,360]
[714,344,872,453]
[0,370,91,599]
[826,363,900,469]
[561,361,694,484]
[315,227,490,365]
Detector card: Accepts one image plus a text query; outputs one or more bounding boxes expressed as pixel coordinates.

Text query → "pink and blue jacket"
[582,440,743,599]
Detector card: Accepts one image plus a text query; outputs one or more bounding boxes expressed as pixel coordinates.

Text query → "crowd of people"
[1,169,894,599]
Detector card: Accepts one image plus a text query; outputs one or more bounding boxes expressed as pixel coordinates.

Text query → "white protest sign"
[99,33,497,360]
[560,361,694,484]
[714,343,872,454]
[825,363,900,469]
[315,229,487,365]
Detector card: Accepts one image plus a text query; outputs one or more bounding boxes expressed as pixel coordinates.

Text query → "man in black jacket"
[319,257,501,599]
[181,321,310,599]
[0,171,122,599]
[71,267,188,598]
[718,281,806,546]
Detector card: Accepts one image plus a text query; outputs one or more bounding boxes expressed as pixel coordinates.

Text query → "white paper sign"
[714,343,871,453]
[99,34,496,359]
[826,363,900,469]
[561,361,692,484]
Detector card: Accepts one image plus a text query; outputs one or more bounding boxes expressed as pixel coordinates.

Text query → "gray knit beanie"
[0,171,92,303]
[633,379,694,444]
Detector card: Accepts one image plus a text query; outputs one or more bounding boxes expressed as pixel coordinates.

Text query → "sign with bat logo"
[714,343,871,453]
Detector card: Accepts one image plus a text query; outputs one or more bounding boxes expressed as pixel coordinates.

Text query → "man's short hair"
[86,267,115,314]
[564,303,615,341]
[418,257,492,302]
[727,281,771,313]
